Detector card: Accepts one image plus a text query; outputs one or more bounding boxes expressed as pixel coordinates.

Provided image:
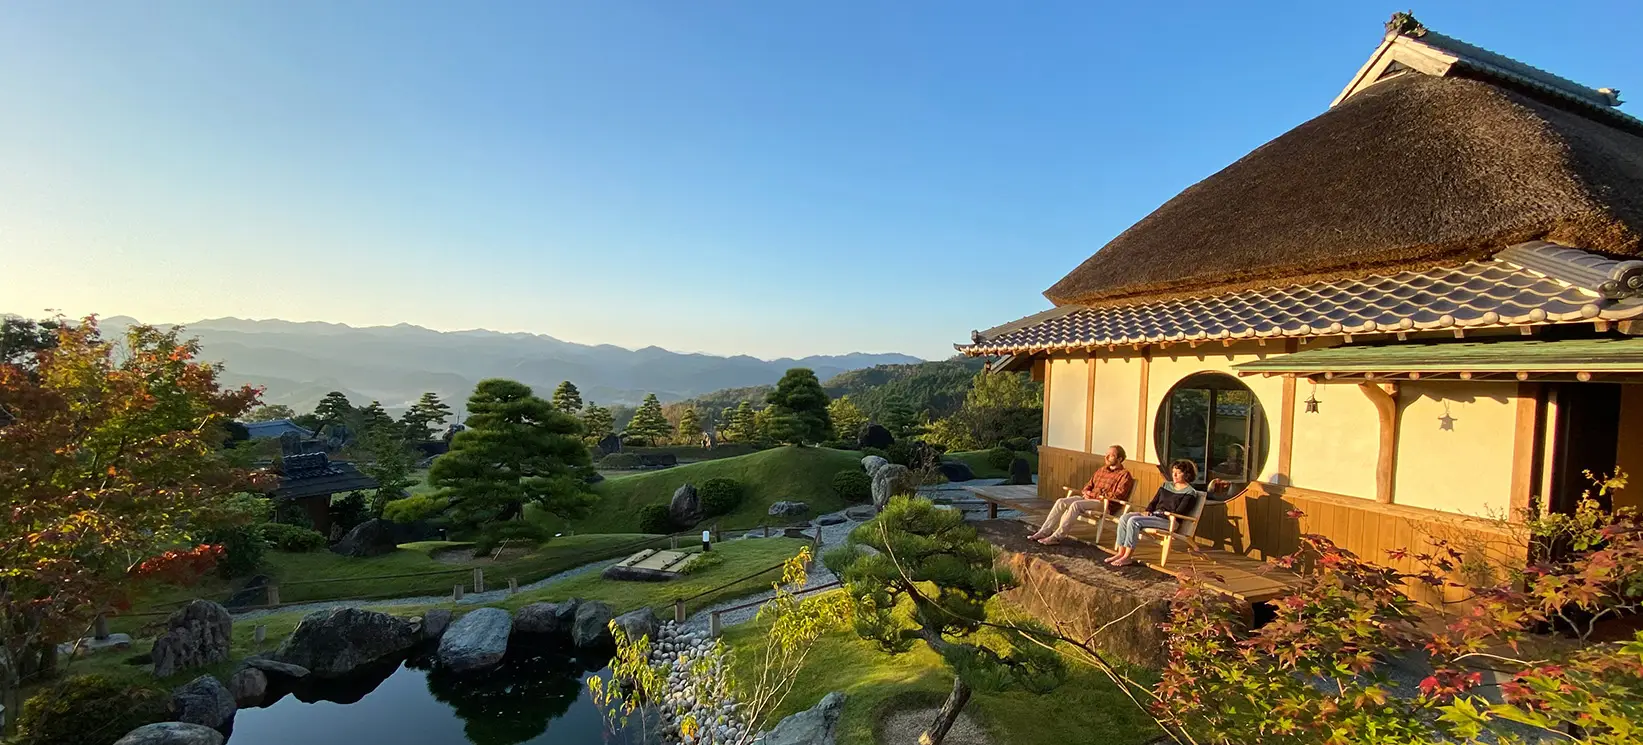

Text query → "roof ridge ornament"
[1385,11,1427,38]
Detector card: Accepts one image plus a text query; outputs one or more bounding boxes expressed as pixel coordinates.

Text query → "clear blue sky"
[2,2,1638,360]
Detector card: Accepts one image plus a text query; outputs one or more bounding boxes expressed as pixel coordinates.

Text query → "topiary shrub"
[261,522,328,552]
[14,674,168,745]
[383,494,448,524]
[831,469,872,503]
[600,452,643,469]
[986,446,1015,471]
[699,478,746,517]
[638,504,676,535]
[473,520,550,555]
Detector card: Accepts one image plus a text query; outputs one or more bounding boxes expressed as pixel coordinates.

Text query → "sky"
[2,2,1639,361]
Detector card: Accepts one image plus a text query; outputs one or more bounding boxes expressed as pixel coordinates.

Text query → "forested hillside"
[681,357,986,422]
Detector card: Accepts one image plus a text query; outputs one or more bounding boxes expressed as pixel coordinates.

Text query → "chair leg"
[1159,534,1173,567]
[1092,511,1106,545]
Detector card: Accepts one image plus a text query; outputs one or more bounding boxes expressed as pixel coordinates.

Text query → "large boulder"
[612,607,659,643]
[437,607,512,672]
[870,464,915,509]
[571,600,615,648]
[512,601,571,635]
[242,655,309,679]
[857,423,894,450]
[753,691,846,745]
[115,722,225,745]
[670,483,702,526]
[421,608,454,641]
[596,432,623,455]
[330,518,398,557]
[769,501,810,517]
[170,675,236,731]
[222,575,273,610]
[151,600,232,678]
[1004,457,1034,486]
[226,667,267,707]
[860,455,889,479]
[274,608,419,678]
[937,460,975,483]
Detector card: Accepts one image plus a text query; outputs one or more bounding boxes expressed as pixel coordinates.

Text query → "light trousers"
[1039,496,1101,537]
[1115,512,1172,548]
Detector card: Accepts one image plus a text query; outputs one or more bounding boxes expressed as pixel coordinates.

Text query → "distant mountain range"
[85,316,923,414]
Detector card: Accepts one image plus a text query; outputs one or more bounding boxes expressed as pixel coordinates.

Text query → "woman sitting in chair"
[1107,459,1227,567]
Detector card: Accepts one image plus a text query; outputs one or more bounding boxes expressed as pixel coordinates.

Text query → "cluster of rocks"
[647,621,751,745]
[330,517,439,558]
[433,598,654,672]
[151,600,233,678]
[862,456,915,509]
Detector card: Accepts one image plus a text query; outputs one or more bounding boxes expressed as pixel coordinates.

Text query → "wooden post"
[1357,383,1400,504]
[710,611,722,638]
[473,568,485,594]
[93,614,109,641]
[1136,348,1152,463]
[266,584,280,607]
[453,584,464,602]
[254,624,267,646]
[988,501,999,520]
[673,599,686,623]
[508,577,519,595]
[763,524,771,538]
[670,534,678,550]
[713,522,721,542]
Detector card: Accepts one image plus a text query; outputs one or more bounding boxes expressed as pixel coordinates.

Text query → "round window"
[1153,372,1269,485]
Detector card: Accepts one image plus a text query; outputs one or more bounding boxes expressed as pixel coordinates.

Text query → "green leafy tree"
[826,496,1065,745]
[361,423,417,518]
[624,393,671,446]
[429,379,596,527]
[0,315,68,367]
[878,396,922,439]
[719,401,758,442]
[828,395,868,442]
[551,381,584,415]
[764,368,831,446]
[313,391,354,427]
[401,392,453,441]
[676,407,703,444]
[923,371,1043,451]
[244,403,296,422]
[752,405,777,443]
[581,403,615,443]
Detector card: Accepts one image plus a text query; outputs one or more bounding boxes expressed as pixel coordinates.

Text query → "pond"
[226,638,648,745]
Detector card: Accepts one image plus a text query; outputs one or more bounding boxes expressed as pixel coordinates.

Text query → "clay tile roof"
[961,244,1643,356]
[1043,72,1643,307]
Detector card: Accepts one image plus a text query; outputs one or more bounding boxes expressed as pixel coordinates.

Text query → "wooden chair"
[1136,491,1209,567]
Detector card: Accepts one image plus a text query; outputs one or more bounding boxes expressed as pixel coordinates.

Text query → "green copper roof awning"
[1231,337,1643,382]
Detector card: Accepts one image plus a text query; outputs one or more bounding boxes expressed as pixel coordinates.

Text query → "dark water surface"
[227,639,642,745]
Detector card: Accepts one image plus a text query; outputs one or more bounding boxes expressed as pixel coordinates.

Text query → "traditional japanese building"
[959,16,1643,602]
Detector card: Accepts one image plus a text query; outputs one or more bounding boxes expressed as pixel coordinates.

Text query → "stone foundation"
[974,520,1176,668]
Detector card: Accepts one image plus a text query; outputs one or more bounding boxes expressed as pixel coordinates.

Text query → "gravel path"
[230,557,622,622]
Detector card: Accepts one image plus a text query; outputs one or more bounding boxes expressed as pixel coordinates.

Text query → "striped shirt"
[1083,466,1135,501]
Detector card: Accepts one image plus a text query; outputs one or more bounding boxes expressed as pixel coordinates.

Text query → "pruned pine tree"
[624,393,671,446]
[429,379,596,527]
[720,401,757,442]
[359,400,397,436]
[676,407,703,444]
[401,392,453,441]
[825,496,1064,745]
[551,380,584,415]
[580,403,615,442]
[764,368,831,446]
[314,391,354,427]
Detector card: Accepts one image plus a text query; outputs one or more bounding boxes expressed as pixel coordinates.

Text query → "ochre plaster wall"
[1045,357,1090,451]
[1393,382,1518,517]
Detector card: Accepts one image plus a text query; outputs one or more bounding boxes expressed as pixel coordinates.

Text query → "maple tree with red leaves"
[1153,487,1643,745]
[0,315,272,695]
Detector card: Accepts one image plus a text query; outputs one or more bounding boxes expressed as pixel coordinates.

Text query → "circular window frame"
[1152,371,1270,486]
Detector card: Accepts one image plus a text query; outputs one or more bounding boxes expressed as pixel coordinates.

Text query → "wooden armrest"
[1162,511,1197,525]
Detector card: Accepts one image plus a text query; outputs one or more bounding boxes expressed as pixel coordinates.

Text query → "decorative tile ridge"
[1497,241,1643,300]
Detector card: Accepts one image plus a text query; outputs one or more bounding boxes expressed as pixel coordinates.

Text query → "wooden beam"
[1509,383,1542,522]
[1357,383,1400,505]
[1084,356,1097,453]
[1040,358,1053,445]
[1276,339,1298,480]
[1136,348,1152,463]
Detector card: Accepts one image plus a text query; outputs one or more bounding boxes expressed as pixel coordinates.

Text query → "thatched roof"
[1044,72,1643,307]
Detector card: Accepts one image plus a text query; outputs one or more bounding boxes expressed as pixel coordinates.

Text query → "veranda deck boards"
[963,484,1299,604]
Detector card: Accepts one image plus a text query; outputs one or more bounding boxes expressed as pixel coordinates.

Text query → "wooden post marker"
[508,577,519,595]
[254,625,267,646]
[710,612,722,638]
[473,568,485,594]
[453,584,464,602]
[266,584,280,607]
[674,599,686,623]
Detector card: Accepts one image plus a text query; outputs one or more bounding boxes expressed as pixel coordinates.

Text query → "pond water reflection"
[227,638,643,745]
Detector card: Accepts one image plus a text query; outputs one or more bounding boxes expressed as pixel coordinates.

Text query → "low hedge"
[261,522,328,552]
[831,469,872,503]
[14,674,168,745]
[699,477,746,517]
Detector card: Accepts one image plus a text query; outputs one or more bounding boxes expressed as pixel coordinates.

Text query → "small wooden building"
[959,18,1643,601]
[271,452,378,534]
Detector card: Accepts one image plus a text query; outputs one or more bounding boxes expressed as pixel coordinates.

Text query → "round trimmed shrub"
[699,477,746,517]
[638,504,677,535]
[14,674,167,745]
[600,452,643,469]
[831,469,872,503]
[383,494,448,524]
[1003,437,1031,452]
[262,522,327,552]
[986,446,1015,471]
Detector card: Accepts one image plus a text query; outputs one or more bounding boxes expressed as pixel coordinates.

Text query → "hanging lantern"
[1303,381,1321,413]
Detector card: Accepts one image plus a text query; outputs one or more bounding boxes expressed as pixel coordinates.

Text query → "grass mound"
[544,446,864,533]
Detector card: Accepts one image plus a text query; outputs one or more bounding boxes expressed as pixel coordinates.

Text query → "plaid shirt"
[1082,466,1135,501]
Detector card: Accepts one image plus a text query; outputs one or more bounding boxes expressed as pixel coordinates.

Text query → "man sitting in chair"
[1107,459,1228,567]
[1029,445,1133,545]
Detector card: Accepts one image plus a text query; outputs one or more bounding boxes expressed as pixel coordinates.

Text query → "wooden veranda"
[964,483,1301,604]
